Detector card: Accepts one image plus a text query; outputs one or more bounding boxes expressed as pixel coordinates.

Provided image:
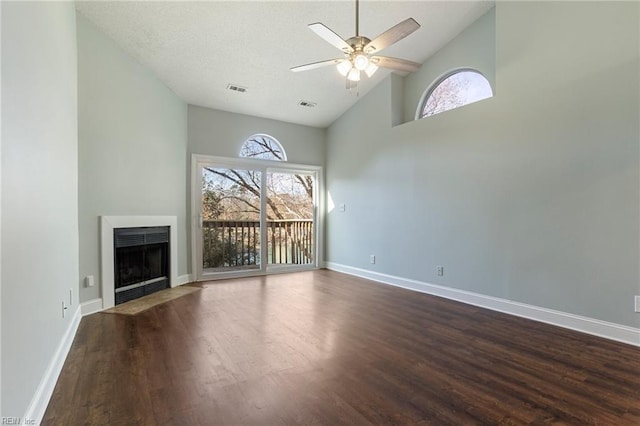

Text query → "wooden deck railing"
[202,219,313,269]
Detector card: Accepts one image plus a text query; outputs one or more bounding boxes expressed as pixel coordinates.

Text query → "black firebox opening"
[114,226,170,305]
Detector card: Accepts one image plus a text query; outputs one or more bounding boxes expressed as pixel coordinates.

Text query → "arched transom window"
[418,69,493,119]
[239,134,287,161]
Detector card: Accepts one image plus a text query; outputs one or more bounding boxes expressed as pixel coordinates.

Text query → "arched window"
[418,69,493,119]
[239,134,287,161]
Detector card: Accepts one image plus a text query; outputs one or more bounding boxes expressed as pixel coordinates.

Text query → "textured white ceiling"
[75,1,494,128]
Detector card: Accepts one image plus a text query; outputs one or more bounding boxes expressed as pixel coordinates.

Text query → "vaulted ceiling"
[76,1,494,128]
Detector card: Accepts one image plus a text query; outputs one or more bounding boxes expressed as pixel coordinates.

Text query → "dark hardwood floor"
[44,270,640,425]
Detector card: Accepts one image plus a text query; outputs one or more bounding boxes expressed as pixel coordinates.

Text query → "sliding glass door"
[201,166,262,274]
[193,155,321,281]
[266,171,315,269]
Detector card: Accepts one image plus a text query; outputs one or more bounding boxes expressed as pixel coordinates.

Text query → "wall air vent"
[298,100,317,108]
[227,84,247,93]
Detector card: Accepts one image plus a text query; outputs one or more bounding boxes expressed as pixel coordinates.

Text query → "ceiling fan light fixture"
[291,0,421,91]
[337,59,352,76]
[364,62,378,77]
[353,54,369,71]
[347,68,361,82]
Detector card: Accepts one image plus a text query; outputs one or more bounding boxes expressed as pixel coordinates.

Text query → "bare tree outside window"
[204,135,312,221]
[239,135,287,161]
[420,70,493,118]
[201,135,314,269]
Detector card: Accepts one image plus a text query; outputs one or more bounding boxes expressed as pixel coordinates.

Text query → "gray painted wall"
[188,105,325,165]
[77,14,188,303]
[1,1,79,416]
[402,8,495,124]
[326,2,640,328]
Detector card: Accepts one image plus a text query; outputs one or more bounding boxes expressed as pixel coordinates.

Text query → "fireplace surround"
[101,216,178,309]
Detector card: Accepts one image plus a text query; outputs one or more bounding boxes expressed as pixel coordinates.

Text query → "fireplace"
[101,216,178,309]
[114,226,170,305]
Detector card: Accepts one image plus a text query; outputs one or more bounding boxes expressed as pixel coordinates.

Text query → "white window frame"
[415,67,494,120]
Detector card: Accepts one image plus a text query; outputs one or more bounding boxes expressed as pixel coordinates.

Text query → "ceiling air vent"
[227,84,247,93]
[298,100,317,108]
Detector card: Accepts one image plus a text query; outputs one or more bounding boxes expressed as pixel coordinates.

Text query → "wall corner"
[390,74,405,127]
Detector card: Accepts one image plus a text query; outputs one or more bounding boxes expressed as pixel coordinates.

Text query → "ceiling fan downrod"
[355,0,359,37]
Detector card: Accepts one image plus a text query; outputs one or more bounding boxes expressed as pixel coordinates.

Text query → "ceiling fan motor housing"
[345,36,372,52]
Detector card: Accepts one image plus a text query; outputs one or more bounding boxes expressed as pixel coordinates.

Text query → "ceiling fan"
[290,0,422,90]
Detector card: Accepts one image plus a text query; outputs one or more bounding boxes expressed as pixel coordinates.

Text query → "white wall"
[77,14,188,303]
[1,1,79,417]
[326,2,640,329]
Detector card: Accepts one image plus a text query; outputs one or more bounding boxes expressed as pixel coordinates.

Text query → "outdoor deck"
[202,219,313,269]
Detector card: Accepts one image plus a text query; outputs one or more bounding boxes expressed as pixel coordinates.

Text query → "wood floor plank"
[43,270,640,425]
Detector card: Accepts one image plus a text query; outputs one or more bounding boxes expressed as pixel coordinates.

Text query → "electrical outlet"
[370,255,376,264]
[635,295,640,313]
[339,204,346,212]
[85,275,94,287]
[436,266,444,276]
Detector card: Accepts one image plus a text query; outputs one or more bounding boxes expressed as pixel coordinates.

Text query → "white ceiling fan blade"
[308,23,354,53]
[364,18,420,53]
[372,56,421,73]
[290,58,343,73]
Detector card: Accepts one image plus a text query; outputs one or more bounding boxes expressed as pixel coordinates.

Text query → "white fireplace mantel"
[100,215,178,309]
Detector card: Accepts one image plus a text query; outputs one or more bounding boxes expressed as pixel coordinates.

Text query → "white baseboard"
[176,274,193,286]
[325,262,640,347]
[81,298,103,316]
[23,305,81,424]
